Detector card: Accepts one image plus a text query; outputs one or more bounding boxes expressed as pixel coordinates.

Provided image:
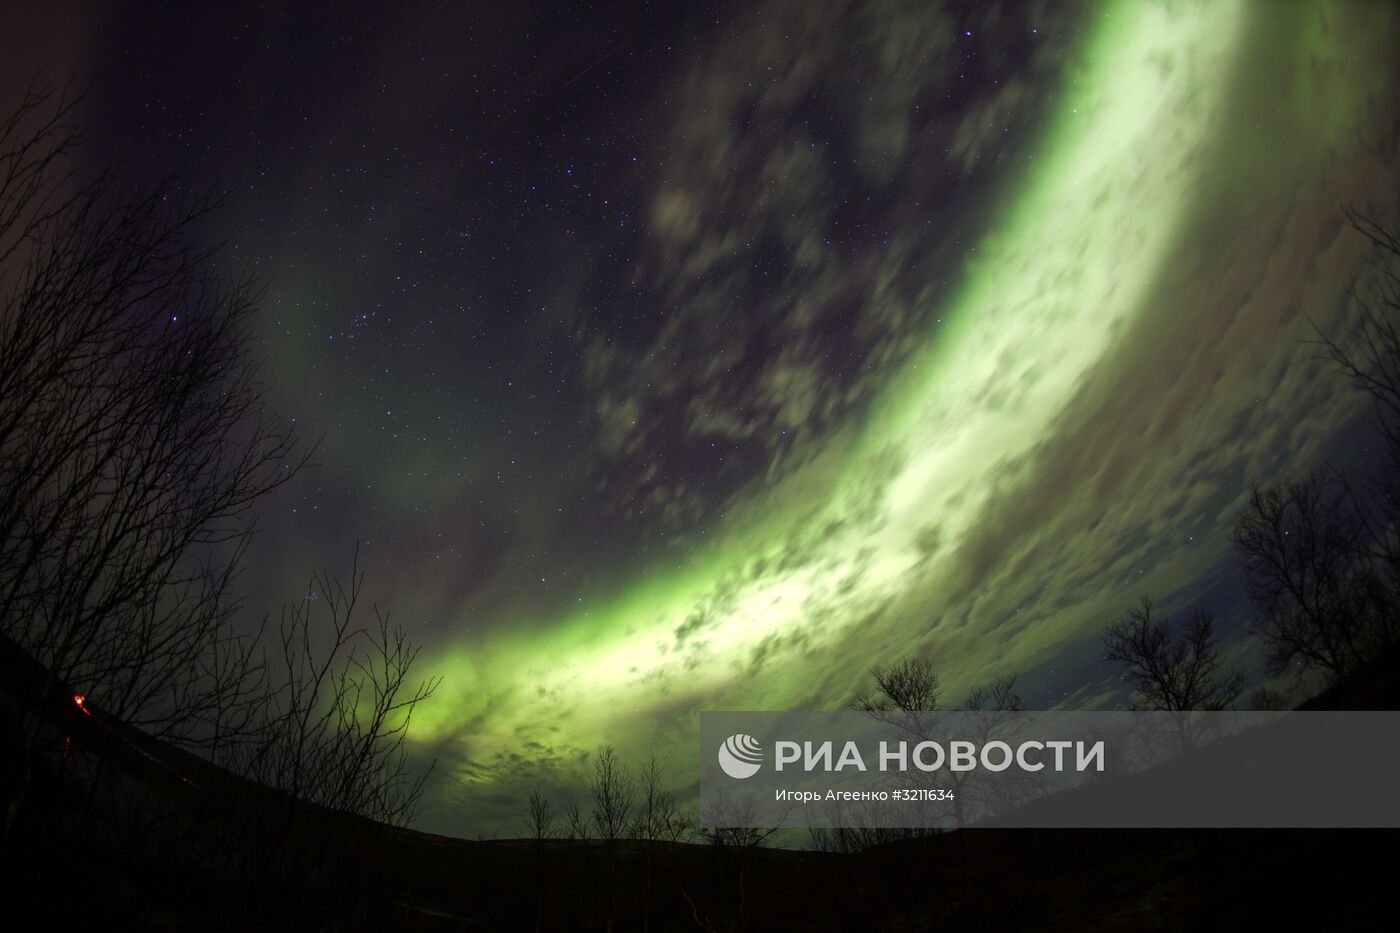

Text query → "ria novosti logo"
[717,733,763,779]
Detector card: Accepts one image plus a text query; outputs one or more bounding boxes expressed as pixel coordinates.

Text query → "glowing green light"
[412,2,1396,829]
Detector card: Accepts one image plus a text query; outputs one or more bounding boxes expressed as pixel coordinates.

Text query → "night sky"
[4,0,1398,836]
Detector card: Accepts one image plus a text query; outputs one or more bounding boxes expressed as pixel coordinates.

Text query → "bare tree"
[963,674,1023,715]
[631,753,686,843]
[563,797,587,840]
[698,793,782,848]
[1250,686,1291,711]
[0,84,306,838]
[854,657,939,713]
[525,788,555,932]
[691,794,789,933]
[216,556,438,925]
[854,658,1020,719]
[952,674,1029,821]
[625,753,690,933]
[1232,479,1389,681]
[229,555,439,828]
[585,745,636,931]
[1102,597,1244,711]
[1298,210,1400,663]
[853,659,1021,832]
[588,744,635,842]
[527,789,553,841]
[0,84,446,926]
[1223,212,1400,689]
[1320,211,1400,505]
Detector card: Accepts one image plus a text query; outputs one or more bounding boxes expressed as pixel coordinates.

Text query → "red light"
[73,694,85,707]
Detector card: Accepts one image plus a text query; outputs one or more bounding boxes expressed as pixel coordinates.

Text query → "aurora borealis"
[5,0,1397,836]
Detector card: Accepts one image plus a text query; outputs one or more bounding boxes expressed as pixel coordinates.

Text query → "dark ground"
[3,636,1397,931]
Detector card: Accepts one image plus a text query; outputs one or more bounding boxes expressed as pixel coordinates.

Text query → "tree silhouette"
[214,556,439,926]
[1230,212,1400,686]
[632,752,687,842]
[0,83,306,838]
[0,90,441,926]
[228,556,439,827]
[1232,478,1385,681]
[849,658,1022,834]
[854,657,939,713]
[563,797,587,840]
[527,788,554,841]
[1321,211,1400,497]
[1102,597,1243,711]
[589,744,635,842]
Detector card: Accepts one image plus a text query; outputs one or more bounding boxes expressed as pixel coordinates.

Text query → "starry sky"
[3,0,1398,836]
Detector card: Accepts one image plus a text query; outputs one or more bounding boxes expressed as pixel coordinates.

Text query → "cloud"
[573,0,1083,532]
[824,60,1400,705]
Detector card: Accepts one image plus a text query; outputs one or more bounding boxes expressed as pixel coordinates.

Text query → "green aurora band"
[410,0,1394,815]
